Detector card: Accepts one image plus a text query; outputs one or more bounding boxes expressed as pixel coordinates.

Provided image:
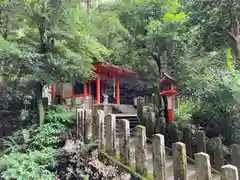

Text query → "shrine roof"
[93,61,137,78]
[157,72,176,85]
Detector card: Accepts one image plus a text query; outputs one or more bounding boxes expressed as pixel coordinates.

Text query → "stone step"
[111,104,137,114]
[115,114,139,130]
[104,115,139,137]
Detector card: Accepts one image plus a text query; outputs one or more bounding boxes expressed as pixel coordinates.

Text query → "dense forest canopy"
[1,0,240,154]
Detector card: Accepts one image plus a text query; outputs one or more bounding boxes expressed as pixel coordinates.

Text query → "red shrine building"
[50,61,137,107]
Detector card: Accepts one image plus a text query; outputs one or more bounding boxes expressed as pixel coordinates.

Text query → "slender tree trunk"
[86,0,92,20]
[36,21,47,127]
[34,82,44,127]
[226,19,240,68]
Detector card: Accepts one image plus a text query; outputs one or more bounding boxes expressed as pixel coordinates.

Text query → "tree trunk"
[86,0,92,20]
[35,82,44,127]
[226,20,240,68]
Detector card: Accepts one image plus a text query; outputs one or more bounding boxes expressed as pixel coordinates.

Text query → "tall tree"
[183,0,240,67]
[96,0,187,83]
[0,0,109,123]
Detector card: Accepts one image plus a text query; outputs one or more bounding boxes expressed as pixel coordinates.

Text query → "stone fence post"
[196,130,206,153]
[195,152,212,180]
[84,109,92,143]
[119,119,130,166]
[142,105,149,126]
[76,108,85,141]
[214,137,224,171]
[221,165,239,180]
[146,111,155,138]
[155,117,166,135]
[152,134,167,180]
[231,144,240,177]
[95,110,105,150]
[172,142,187,180]
[183,125,192,158]
[168,122,179,145]
[76,108,81,139]
[105,114,116,156]
[136,97,144,124]
[144,95,149,105]
[135,125,147,176]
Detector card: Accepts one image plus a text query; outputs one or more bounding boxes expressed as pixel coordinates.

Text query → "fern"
[1,148,58,180]
[46,106,75,125]
[3,129,31,153]
[29,122,67,149]
[174,100,200,127]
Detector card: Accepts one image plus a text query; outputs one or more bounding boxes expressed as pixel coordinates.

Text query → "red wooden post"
[51,83,56,104]
[168,96,174,123]
[96,78,101,104]
[116,77,120,104]
[88,81,91,95]
[84,81,87,101]
[169,84,174,122]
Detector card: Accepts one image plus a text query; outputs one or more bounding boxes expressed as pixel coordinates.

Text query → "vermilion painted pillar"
[51,83,56,104]
[96,78,101,104]
[168,84,174,122]
[84,81,87,101]
[168,96,174,123]
[116,77,120,104]
[88,81,91,95]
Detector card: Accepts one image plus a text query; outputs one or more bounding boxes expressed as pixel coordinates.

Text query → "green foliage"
[174,100,200,127]
[1,148,57,180]
[0,0,112,92]
[30,122,67,149]
[226,48,233,70]
[183,0,240,62]
[45,106,75,125]
[1,106,75,179]
[3,128,33,154]
[3,0,240,176]
[29,107,75,149]
[178,50,240,144]
[3,106,75,152]
[95,0,188,83]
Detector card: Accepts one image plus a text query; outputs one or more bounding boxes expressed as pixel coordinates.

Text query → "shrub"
[29,123,67,149]
[174,100,200,128]
[1,105,75,179]
[45,105,75,126]
[1,148,58,180]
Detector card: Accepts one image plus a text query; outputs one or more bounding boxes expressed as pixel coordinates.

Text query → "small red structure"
[158,73,178,123]
[51,61,137,107]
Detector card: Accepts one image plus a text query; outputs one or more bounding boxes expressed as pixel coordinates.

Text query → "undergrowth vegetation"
[0,106,75,180]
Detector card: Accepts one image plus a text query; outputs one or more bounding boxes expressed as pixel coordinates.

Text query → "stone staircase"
[111,104,137,114]
[111,104,140,133]
[115,114,139,132]
[115,137,221,180]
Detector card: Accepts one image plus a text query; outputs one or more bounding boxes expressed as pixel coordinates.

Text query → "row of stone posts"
[76,107,239,180]
[136,95,240,176]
